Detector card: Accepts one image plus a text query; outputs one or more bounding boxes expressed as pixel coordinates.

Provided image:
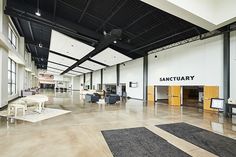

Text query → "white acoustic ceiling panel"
[48,52,76,66]
[65,73,76,77]
[47,62,68,71]
[80,60,105,71]
[47,67,62,73]
[91,48,132,66]
[50,30,94,59]
[68,70,82,76]
[73,67,91,73]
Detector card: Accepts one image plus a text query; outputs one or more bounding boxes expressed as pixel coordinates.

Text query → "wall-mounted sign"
[160,76,195,82]
[129,82,138,88]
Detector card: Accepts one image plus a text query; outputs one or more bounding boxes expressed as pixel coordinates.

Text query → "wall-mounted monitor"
[210,98,224,110]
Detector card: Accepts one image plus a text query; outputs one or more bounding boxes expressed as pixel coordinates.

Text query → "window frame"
[8,24,18,49]
[8,58,17,95]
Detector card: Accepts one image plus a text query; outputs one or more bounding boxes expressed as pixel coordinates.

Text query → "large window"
[8,58,16,95]
[8,25,17,49]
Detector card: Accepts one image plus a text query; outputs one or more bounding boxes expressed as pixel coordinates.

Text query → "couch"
[85,94,99,103]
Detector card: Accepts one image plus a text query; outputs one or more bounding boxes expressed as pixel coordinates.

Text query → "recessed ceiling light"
[113,40,117,44]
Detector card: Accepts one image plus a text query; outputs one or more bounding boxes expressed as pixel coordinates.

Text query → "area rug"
[156,122,236,157]
[102,127,190,157]
[0,108,71,123]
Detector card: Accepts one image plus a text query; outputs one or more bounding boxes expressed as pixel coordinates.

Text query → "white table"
[21,95,48,113]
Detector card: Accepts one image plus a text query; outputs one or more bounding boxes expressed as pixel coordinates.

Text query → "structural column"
[100,69,103,90]
[143,56,148,102]
[116,64,120,86]
[90,72,93,89]
[223,31,230,117]
[83,73,86,89]
[0,47,8,108]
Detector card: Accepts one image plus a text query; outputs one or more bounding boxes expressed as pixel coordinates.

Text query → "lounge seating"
[85,94,99,103]
[105,94,120,104]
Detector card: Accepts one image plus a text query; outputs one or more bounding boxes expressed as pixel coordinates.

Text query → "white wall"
[72,76,80,90]
[103,65,116,84]
[79,75,84,90]
[0,48,8,107]
[230,30,236,99]
[120,58,143,99]
[92,70,101,90]
[85,73,91,87]
[148,35,224,98]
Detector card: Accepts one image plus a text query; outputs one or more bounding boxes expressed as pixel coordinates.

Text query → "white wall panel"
[148,35,224,98]
[103,66,116,84]
[120,58,143,99]
[72,76,80,90]
[85,73,91,86]
[92,70,101,90]
[230,30,236,99]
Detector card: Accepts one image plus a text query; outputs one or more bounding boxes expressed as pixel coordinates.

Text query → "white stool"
[8,104,27,117]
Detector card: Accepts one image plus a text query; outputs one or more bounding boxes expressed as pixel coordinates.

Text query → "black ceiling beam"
[49,50,78,61]
[48,56,94,71]
[58,0,144,45]
[78,0,91,23]
[88,58,108,67]
[128,27,197,53]
[13,17,24,36]
[61,29,122,75]
[47,61,87,73]
[123,10,155,30]
[5,1,98,43]
[130,17,172,41]
[5,2,136,53]
[53,0,57,21]
[96,0,128,32]
[27,21,35,41]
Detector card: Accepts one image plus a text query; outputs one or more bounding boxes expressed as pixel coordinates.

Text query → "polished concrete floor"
[0,89,236,157]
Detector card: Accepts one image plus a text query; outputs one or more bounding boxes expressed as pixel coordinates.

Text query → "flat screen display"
[211,98,224,110]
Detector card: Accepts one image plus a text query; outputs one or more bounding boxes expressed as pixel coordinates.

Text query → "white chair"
[8,103,27,117]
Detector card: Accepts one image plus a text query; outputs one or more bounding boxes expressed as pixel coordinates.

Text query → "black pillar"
[90,72,93,89]
[143,56,148,102]
[83,74,86,89]
[223,31,230,117]
[116,64,120,86]
[101,69,103,90]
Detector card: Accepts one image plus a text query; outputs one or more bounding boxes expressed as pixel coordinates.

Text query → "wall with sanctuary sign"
[148,35,224,99]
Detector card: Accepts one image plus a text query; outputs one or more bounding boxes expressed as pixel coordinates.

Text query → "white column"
[0,47,8,108]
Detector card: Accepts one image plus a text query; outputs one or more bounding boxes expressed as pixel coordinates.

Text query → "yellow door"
[168,86,181,106]
[148,86,155,102]
[204,86,219,111]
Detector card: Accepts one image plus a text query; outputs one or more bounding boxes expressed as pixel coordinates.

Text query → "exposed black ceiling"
[5,0,207,69]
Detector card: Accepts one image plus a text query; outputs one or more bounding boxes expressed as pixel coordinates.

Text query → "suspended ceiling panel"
[47,67,62,73]
[65,73,76,77]
[50,30,94,59]
[92,48,132,66]
[73,67,91,73]
[48,52,76,66]
[79,60,106,71]
[47,71,60,75]
[68,70,82,76]
[47,62,68,71]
